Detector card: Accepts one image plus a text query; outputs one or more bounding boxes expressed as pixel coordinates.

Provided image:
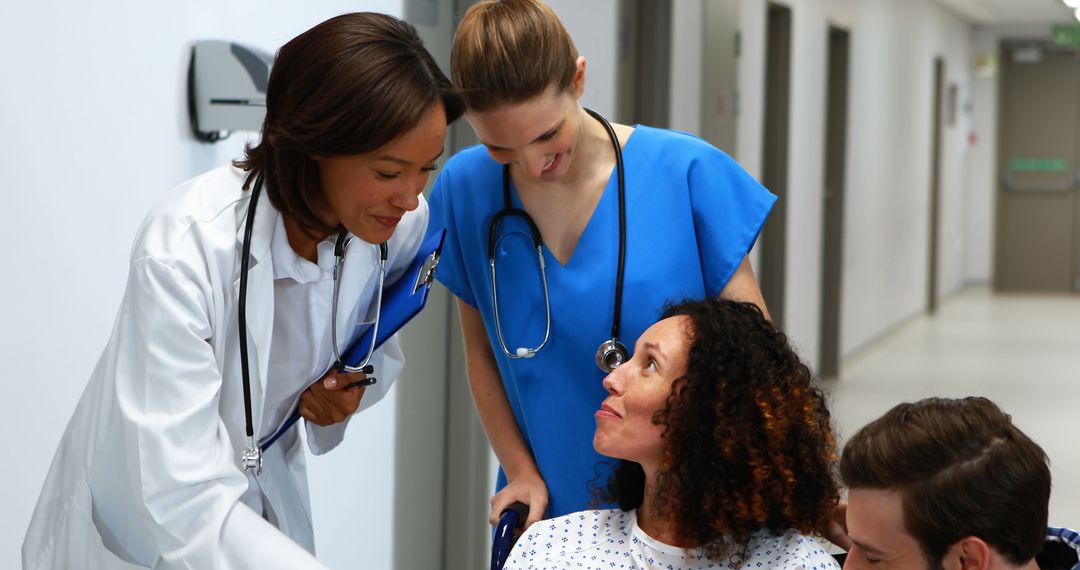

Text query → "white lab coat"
[23,165,427,569]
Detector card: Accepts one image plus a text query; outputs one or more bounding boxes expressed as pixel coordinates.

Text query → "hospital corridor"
[2,0,1079,568]
[824,288,1080,529]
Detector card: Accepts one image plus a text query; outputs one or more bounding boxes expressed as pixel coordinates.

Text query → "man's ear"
[944,537,992,570]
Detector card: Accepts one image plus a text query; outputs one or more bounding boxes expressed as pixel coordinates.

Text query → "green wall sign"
[1051,25,1080,49]
[1008,158,1068,172]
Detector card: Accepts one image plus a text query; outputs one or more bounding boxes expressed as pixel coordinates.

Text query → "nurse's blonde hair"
[451,0,578,112]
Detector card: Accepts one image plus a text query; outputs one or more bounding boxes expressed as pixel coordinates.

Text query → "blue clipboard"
[260,228,446,451]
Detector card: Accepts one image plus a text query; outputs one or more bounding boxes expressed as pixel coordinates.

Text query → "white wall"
[781,0,829,361]
[737,1,768,181]
[699,0,742,155]
[937,12,978,299]
[670,0,705,135]
[965,28,999,284]
[838,0,974,356]
[0,2,406,568]
[546,0,620,117]
[670,0,987,365]
[723,0,979,364]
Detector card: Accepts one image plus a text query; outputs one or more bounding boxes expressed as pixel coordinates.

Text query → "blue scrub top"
[427,125,776,518]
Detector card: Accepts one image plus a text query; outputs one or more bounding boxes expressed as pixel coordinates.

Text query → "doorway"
[819,26,850,380]
[759,2,792,328]
[700,0,740,154]
[927,58,944,313]
[616,0,673,126]
[995,42,1080,292]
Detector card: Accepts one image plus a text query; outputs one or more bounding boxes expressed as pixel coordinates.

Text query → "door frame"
[759,2,792,328]
[819,25,850,380]
[927,57,944,313]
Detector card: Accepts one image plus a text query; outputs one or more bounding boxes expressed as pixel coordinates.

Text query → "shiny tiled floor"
[822,287,1080,527]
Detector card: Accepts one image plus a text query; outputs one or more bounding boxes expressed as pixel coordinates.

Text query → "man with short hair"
[838,397,1066,570]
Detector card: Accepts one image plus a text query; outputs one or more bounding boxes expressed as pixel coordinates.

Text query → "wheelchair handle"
[490,502,530,570]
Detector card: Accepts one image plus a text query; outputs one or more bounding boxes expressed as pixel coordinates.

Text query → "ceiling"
[936,0,1077,25]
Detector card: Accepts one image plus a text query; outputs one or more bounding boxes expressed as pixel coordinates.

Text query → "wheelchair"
[490,502,529,570]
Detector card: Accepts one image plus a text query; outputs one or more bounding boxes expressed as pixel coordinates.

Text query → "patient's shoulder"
[746,530,840,570]
[504,509,630,569]
[519,509,631,552]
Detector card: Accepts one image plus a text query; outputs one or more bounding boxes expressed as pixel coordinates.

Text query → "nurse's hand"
[489,471,548,530]
[298,370,367,426]
[825,500,851,550]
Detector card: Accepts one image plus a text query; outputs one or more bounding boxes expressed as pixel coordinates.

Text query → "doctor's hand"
[299,370,368,426]
[489,470,548,531]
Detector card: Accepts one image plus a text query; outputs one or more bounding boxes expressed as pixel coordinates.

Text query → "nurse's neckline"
[509,120,638,267]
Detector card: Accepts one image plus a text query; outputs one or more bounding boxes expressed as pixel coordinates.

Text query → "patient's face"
[844,488,932,570]
[593,315,691,471]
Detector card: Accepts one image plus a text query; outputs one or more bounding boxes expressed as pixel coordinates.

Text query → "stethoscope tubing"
[487,108,627,368]
[238,175,386,472]
[489,167,553,358]
[490,241,551,359]
[237,174,263,470]
[597,107,628,351]
[331,233,387,373]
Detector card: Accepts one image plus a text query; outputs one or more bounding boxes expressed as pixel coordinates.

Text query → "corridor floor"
[823,287,1080,526]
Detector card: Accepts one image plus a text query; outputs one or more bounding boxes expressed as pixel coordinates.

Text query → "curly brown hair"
[598,298,840,562]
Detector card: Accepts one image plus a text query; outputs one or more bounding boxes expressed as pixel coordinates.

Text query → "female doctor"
[23,13,462,570]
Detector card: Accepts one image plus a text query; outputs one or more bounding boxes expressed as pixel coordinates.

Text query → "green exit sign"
[1008,158,1068,173]
[1051,25,1080,49]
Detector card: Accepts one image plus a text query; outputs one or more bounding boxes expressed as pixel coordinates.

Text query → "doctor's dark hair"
[597,298,840,562]
[451,0,578,112]
[235,12,463,237]
[840,397,1050,567]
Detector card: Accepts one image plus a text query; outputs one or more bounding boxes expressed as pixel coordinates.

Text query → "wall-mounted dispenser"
[187,41,273,143]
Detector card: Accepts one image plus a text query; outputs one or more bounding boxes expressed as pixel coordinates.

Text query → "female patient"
[505,298,841,569]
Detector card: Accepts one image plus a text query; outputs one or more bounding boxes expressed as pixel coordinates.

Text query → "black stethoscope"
[488,108,628,374]
[238,175,387,474]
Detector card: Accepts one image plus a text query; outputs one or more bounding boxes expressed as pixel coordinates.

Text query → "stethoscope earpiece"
[596,339,629,373]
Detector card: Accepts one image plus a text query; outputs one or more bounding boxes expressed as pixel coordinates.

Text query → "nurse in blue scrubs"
[428,0,775,530]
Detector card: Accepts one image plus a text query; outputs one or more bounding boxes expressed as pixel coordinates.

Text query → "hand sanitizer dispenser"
[187,41,273,142]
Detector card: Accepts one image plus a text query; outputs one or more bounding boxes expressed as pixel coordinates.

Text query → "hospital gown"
[503,509,840,570]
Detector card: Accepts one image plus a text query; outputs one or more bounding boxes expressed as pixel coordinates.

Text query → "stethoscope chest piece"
[596,339,628,373]
[241,438,262,475]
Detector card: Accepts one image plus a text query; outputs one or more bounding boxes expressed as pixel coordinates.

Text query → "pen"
[342,363,376,390]
[345,377,377,390]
